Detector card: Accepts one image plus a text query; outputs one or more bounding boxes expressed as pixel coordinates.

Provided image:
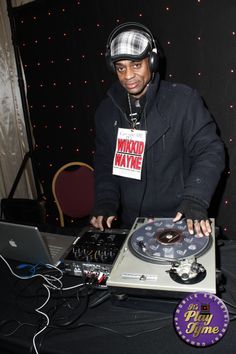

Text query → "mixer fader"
[63,227,128,280]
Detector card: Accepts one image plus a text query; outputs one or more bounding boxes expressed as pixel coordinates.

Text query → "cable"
[0,319,37,337]
[32,283,50,354]
[223,299,236,310]
[89,290,111,308]
[0,255,63,290]
[0,254,174,351]
[48,319,172,338]
[0,254,86,354]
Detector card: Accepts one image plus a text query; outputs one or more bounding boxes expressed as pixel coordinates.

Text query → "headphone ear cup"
[149,50,158,73]
[105,50,116,73]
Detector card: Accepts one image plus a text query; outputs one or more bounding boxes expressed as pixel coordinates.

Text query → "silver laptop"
[0,221,77,266]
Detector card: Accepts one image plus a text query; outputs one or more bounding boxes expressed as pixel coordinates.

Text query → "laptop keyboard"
[48,244,64,257]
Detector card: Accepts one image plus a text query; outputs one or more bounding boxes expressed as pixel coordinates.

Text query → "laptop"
[0,221,77,266]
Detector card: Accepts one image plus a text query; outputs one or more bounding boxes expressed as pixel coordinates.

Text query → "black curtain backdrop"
[10,0,236,237]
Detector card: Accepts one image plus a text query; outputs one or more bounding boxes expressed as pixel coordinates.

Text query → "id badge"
[112,128,147,180]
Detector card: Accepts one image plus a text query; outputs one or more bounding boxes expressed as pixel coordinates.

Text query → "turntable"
[107,217,216,299]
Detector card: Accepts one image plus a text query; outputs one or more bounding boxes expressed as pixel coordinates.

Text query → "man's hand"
[90,215,116,231]
[173,212,211,237]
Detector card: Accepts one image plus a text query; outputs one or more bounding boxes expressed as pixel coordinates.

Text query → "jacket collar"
[107,74,170,149]
[107,73,161,112]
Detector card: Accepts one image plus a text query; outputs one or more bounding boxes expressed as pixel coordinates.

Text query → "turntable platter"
[128,219,211,264]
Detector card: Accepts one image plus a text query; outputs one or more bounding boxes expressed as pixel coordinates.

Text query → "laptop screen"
[0,221,76,265]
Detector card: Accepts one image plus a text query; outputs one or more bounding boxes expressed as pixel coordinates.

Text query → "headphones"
[105,22,159,74]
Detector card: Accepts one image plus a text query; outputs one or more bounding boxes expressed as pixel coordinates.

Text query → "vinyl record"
[128,218,211,264]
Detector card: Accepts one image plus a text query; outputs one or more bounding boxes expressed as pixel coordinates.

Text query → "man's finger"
[199,220,211,236]
[187,219,194,235]
[90,216,104,231]
[173,212,182,222]
[106,216,116,228]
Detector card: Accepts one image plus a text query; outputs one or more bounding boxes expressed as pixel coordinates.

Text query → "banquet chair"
[52,162,94,227]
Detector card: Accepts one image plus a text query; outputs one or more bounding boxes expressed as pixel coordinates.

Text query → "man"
[91,22,225,236]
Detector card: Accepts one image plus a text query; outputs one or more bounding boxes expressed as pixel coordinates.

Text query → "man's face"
[114,58,151,98]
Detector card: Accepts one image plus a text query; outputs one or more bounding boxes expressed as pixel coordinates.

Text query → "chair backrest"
[52,162,94,227]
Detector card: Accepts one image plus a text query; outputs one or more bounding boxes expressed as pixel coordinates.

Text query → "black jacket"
[93,74,225,227]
